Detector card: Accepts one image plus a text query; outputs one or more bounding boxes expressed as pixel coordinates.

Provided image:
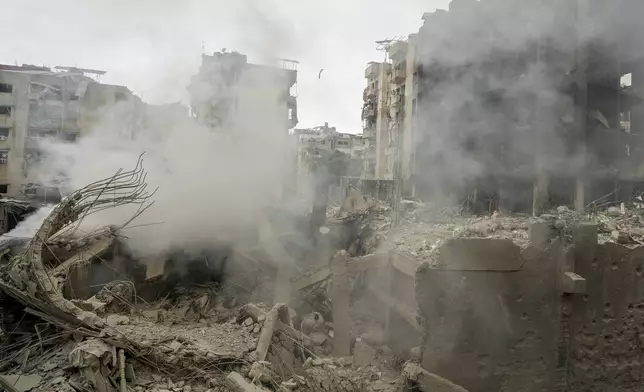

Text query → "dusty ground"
[385,202,644,263]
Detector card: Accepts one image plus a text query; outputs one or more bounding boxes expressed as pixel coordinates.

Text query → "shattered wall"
[415,238,564,392]
[569,230,644,391]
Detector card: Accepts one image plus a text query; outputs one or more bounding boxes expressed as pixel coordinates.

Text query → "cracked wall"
[569,234,644,391]
[415,239,564,392]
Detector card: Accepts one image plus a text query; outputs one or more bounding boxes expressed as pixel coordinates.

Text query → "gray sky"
[0,0,450,134]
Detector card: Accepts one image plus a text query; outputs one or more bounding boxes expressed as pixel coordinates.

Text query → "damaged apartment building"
[294,123,366,196]
[188,51,298,133]
[0,64,143,201]
[363,0,644,214]
[362,37,418,201]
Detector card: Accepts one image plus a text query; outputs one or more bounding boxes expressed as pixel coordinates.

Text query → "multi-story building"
[0,64,143,199]
[294,123,367,195]
[188,51,298,133]
[362,38,419,195]
[362,62,391,179]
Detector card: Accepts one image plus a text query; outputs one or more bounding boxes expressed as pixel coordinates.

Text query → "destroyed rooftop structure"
[188,51,298,132]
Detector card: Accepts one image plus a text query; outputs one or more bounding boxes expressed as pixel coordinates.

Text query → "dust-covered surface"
[387,204,532,263]
[381,202,644,263]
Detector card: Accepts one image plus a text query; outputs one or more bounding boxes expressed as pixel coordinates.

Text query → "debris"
[141,309,160,323]
[236,304,267,324]
[254,304,290,362]
[0,374,43,392]
[124,363,135,383]
[604,207,620,218]
[225,372,270,392]
[248,361,274,384]
[118,350,126,392]
[106,314,130,327]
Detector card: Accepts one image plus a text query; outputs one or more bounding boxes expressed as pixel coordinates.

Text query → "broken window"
[63,133,78,142]
[0,184,8,193]
[0,84,12,94]
[0,128,9,140]
[0,150,9,164]
[0,106,11,116]
[29,83,62,101]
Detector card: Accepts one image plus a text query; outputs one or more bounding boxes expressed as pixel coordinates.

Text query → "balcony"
[362,105,377,120]
[0,115,11,127]
[365,63,380,79]
[363,86,377,100]
[388,41,408,62]
[392,66,406,85]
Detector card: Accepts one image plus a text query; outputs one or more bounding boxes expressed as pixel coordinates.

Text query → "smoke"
[1,206,55,239]
[412,0,638,206]
[33,63,297,257]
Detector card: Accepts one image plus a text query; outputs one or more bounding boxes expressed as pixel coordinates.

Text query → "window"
[0,184,8,193]
[0,106,11,116]
[115,92,127,101]
[63,133,78,142]
[0,84,12,94]
[0,128,9,139]
[0,150,8,164]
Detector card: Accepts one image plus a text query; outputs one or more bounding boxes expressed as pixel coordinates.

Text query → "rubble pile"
[384,200,644,263]
[328,188,391,257]
[0,162,415,392]
[389,206,532,263]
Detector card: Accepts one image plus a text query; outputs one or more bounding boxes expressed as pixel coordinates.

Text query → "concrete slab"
[437,238,522,271]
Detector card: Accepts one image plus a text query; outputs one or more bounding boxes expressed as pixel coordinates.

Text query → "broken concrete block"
[106,314,130,327]
[225,372,269,392]
[528,222,555,250]
[611,230,634,244]
[402,362,469,392]
[0,374,42,392]
[561,272,587,294]
[248,361,274,384]
[125,362,136,382]
[141,309,160,323]
[438,238,522,271]
[353,339,378,367]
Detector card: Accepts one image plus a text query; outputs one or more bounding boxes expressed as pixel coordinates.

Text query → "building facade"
[188,51,298,133]
[294,123,366,195]
[361,38,419,196]
[0,65,143,200]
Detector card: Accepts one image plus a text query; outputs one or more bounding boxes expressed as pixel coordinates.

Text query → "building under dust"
[363,0,644,216]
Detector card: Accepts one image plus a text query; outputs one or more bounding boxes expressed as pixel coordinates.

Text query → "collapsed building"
[0,64,144,202]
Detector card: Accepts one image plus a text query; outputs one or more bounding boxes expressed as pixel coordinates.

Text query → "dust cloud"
[412,0,628,205]
[34,69,297,257]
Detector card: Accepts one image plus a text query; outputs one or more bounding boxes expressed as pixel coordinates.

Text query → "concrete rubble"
[0,166,441,392]
[5,160,643,392]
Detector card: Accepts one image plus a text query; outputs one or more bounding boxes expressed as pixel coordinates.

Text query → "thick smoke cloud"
[413,0,641,206]
[35,68,296,257]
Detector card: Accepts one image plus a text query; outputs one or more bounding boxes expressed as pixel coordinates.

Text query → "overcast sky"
[0,0,450,134]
